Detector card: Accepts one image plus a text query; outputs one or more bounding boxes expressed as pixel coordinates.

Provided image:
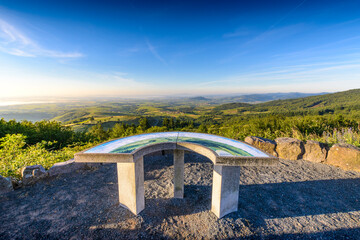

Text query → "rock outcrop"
[0,175,13,194]
[326,143,360,171]
[275,137,305,160]
[303,140,328,163]
[21,165,47,185]
[244,136,277,157]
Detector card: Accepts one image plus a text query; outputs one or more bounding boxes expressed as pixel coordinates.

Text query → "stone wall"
[245,136,360,172]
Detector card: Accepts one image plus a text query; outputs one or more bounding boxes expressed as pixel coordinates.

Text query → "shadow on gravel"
[140,185,213,219]
[2,153,360,239]
[144,153,174,172]
[142,153,214,218]
[140,176,360,220]
[258,227,360,240]
[143,152,212,172]
[214,177,360,235]
[237,178,360,219]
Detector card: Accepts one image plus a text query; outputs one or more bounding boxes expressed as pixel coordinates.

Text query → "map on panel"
[85,132,269,157]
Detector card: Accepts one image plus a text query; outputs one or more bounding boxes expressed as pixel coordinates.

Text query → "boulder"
[275,137,305,160]
[10,177,21,189]
[0,175,13,194]
[244,136,278,157]
[326,143,360,171]
[303,140,328,163]
[48,159,97,177]
[21,165,47,185]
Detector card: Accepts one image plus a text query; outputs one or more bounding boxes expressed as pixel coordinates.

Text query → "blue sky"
[1,0,360,98]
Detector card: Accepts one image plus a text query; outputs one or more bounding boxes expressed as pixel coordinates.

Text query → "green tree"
[110,123,126,138]
[162,118,170,128]
[139,117,150,131]
[197,124,208,133]
[88,124,108,141]
[169,118,175,129]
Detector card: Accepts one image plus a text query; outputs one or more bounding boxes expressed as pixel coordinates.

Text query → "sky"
[0,0,360,99]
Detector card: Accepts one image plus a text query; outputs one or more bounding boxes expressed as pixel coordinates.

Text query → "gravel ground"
[1,153,360,239]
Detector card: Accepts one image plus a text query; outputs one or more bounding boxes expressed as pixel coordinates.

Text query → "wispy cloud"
[197,60,360,91]
[0,19,83,58]
[268,0,308,30]
[219,24,305,64]
[0,65,158,98]
[118,46,143,57]
[244,24,305,48]
[97,72,142,86]
[273,35,360,60]
[223,29,250,38]
[145,38,167,65]
[220,1,308,63]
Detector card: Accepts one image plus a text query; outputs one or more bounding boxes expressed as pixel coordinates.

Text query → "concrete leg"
[117,157,145,215]
[173,149,184,198]
[211,165,241,218]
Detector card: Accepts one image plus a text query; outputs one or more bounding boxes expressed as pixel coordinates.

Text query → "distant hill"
[1,89,358,124]
[214,88,360,116]
[188,96,210,101]
[215,92,327,103]
[257,88,360,110]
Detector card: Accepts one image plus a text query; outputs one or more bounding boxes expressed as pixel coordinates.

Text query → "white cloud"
[0,19,83,59]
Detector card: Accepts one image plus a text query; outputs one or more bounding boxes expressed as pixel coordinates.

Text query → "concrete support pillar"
[173,149,185,198]
[117,157,145,215]
[211,165,241,218]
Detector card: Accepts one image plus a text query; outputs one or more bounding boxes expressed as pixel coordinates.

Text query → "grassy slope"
[214,88,360,117]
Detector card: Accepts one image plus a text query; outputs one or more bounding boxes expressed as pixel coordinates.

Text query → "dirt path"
[1,153,360,239]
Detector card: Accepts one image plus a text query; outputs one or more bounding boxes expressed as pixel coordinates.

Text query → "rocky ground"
[1,153,360,239]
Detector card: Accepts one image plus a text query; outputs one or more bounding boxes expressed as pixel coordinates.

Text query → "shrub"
[0,134,95,179]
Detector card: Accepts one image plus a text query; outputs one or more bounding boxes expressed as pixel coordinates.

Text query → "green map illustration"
[110,136,251,156]
[110,137,176,153]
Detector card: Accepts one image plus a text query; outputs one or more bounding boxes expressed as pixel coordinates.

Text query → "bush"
[0,134,95,179]
[0,119,88,149]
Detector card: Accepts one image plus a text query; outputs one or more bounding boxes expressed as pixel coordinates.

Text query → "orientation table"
[75,132,278,218]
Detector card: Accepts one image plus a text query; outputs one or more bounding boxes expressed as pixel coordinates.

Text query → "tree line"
[1,112,359,178]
